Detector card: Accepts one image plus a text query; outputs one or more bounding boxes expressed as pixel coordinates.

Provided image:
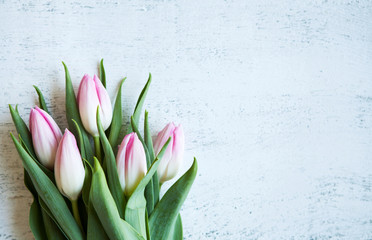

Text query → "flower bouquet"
[9,60,197,240]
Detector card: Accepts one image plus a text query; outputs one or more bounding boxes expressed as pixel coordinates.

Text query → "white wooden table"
[1,0,371,239]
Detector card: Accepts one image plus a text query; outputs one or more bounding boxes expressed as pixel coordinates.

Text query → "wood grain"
[1,0,372,239]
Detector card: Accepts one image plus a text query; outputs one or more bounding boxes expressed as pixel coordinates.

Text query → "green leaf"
[90,158,144,240]
[108,78,126,149]
[21,141,47,240]
[128,73,152,133]
[72,119,86,160]
[63,62,94,164]
[38,197,68,239]
[149,159,198,240]
[125,136,171,239]
[29,199,48,240]
[87,200,109,240]
[82,159,93,207]
[144,111,160,208]
[130,116,154,215]
[33,85,49,114]
[97,108,126,217]
[145,210,151,240]
[19,136,54,181]
[168,214,183,240]
[24,169,37,198]
[11,133,84,240]
[144,111,155,163]
[9,104,36,158]
[87,158,109,240]
[41,206,67,240]
[99,59,106,88]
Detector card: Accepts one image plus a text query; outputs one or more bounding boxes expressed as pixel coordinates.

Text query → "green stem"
[94,136,101,161]
[71,199,83,231]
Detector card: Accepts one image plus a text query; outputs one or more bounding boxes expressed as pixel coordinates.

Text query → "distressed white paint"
[1,0,372,239]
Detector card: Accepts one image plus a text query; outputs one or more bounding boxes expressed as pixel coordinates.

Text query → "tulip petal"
[30,108,61,169]
[78,74,101,136]
[93,75,113,130]
[55,129,85,200]
[153,122,176,155]
[125,137,172,239]
[63,63,94,164]
[165,125,185,181]
[35,107,62,142]
[154,123,185,183]
[78,74,113,136]
[125,134,147,196]
[116,133,133,191]
[11,133,84,240]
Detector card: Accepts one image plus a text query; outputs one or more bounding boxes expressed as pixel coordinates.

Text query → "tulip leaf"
[97,108,126,217]
[90,158,144,240]
[10,105,53,180]
[38,196,69,239]
[87,200,109,240]
[33,85,49,114]
[130,116,154,214]
[11,133,84,240]
[63,62,94,164]
[72,119,86,160]
[168,214,183,240]
[26,184,48,240]
[145,210,150,240]
[99,59,106,88]
[19,136,54,181]
[10,106,49,240]
[144,111,155,163]
[82,159,93,207]
[108,78,126,149]
[128,73,151,133]
[144,111,160,208]
[149,158,198,240]
[41,204,67,240]
[9,104,36,159]
[125,134,171,239]
[85,159,109,240]
[28,200,48,240]
[24,169,37,199]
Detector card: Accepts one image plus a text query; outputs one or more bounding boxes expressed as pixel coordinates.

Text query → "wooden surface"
[1,0,372,239]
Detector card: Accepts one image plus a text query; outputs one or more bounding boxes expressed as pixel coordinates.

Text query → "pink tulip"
[77,74,112,136]
[154,123,184,183]
[54,129,85,201]
[116,132,147,196]
[29,106,62,170]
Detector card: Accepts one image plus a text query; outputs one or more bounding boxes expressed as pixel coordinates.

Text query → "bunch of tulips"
[9,60,197,240]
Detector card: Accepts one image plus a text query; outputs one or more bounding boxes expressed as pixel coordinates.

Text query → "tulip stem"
[94,136,101,161]
[71,199,83,231]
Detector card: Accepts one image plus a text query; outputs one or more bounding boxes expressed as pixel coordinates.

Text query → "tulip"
[54,129,85,201]
[116,132,147,196]
[154,123,184,183]
[77,74,112,137]
[29,106,62,170]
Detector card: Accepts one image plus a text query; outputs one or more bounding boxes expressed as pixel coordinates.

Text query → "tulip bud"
[29,106,62,170]
[154,123,184,183]
[77,74,112,136]
[54,129,85,201]
[116,132,147,196]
